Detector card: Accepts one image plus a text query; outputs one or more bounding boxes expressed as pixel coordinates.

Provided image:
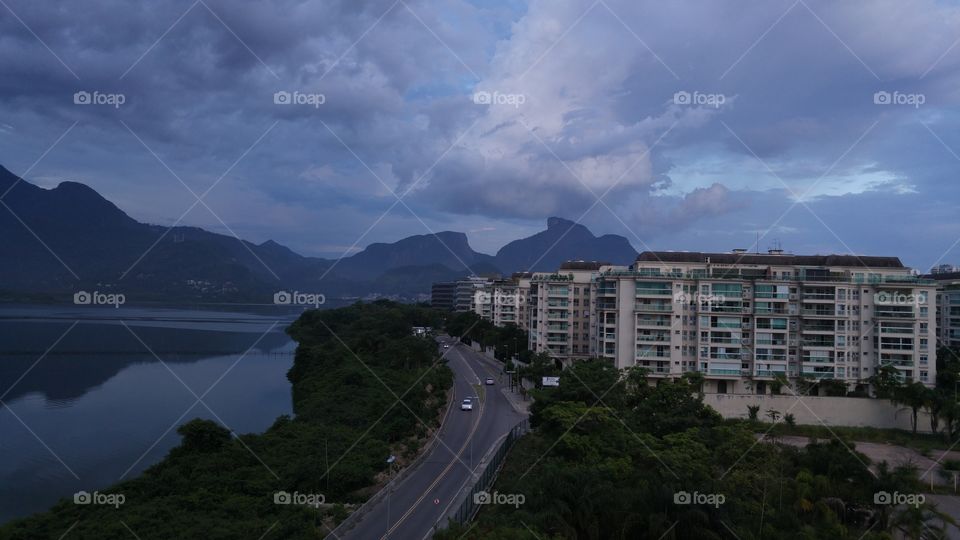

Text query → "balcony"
[635,303,673,313]
[755,354,787,361]
[874,309,916,319]
[707,368,743,376]
[637,334,670,343]
[755,369,787,377]
[801,309,838,318]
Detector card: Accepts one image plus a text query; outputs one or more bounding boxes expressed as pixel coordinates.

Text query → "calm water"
[0,304,302,524]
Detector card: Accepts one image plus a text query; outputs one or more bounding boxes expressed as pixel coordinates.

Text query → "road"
[335,338,527,540]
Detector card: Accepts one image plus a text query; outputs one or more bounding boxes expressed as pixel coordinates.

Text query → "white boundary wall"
[703,394,934,433]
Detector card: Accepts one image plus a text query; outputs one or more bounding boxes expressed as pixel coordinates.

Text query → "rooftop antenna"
[756,232,760,254]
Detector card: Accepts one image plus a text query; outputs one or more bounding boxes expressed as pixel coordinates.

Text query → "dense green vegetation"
[445,311,530,363]
[439,361,956,539]
[0,301,452,539]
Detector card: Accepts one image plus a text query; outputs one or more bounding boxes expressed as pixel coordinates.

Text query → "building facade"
[430,281,457,311]
[526,262,606,365]
[928,272,960,349]
[595,251,937,393]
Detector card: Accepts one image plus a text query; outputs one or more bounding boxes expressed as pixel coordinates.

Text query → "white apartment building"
[526,262,605,364]
[472,278,523,326]
[595,250,937,394]
[928,271,960,348]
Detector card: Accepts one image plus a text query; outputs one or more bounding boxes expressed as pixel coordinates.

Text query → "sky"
[2,0,960,270]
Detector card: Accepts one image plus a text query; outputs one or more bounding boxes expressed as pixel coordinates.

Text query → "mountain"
[333,231,498,281]
[0,166,638,302]
[494,216,638,272]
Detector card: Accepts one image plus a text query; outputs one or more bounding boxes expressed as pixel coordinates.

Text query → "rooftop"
[635,251,904,269]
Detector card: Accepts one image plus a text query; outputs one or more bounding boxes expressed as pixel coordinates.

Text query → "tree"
[766,409,781,423]
[892,382,928,434]
[747,405,761,421]
[870,364,903,399]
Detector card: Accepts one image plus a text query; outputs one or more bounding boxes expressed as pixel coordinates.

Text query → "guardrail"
[445,419,530,527]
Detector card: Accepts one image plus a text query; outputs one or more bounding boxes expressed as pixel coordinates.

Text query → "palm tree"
[893,382,928,434]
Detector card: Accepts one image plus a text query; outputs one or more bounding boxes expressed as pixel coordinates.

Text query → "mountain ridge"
[0,166,639,301]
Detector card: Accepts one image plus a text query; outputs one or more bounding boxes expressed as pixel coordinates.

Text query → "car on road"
[443,343,450,349]
[460,398,473,411]
[485,377,495,385]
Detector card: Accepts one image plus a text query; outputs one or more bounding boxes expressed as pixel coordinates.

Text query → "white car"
[485,377,495,385]
[443,344,450,349]
[460,398,473,411]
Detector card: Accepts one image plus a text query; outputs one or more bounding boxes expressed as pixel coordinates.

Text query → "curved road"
[336,338,527,540]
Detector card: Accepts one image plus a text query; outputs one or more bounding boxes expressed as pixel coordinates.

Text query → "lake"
[0,304,302,524]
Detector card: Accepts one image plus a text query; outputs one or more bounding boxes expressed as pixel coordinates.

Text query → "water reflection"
[0,305,300,523]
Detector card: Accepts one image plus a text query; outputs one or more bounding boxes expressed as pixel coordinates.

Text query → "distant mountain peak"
[495,217,637,272]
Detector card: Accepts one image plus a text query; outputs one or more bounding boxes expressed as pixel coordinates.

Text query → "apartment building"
[469,274,532,330]
[527,261,606,365]
[596,250,937,394]
[430,281,457,311]
[927,271,960,348]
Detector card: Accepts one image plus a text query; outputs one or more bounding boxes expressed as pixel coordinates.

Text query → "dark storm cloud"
[1,0,960,263]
